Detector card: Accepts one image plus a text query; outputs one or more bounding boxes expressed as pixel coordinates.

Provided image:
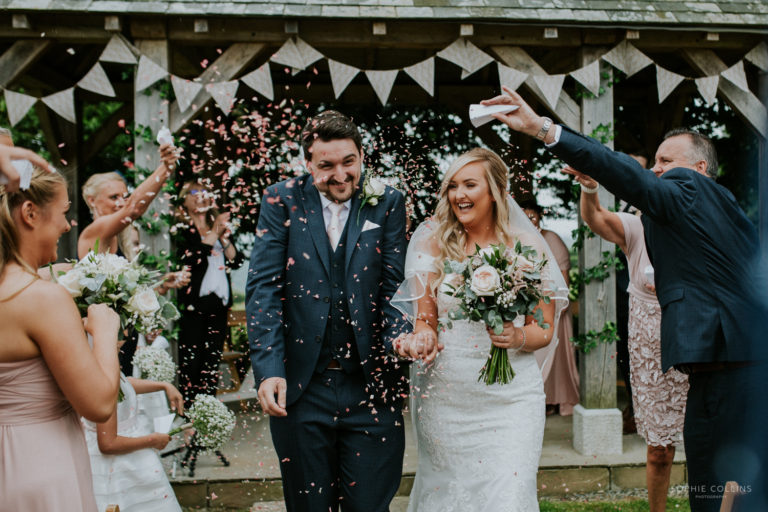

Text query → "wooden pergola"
[2,0,766,453]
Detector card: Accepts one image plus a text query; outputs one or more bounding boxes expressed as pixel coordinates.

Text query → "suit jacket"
[550,126,767,370]
[245,173,409,406]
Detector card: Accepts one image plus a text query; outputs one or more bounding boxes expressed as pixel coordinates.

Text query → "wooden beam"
[684,49,768,139]
[82,103,132,166]
[169,43,265,133]
[490,45,580,129]
[0,40,51,88]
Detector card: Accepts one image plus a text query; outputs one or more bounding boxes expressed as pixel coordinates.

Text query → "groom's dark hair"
[301,110,363,157]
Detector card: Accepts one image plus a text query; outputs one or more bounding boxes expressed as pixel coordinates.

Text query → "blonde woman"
[393,148,569,511]
[0,166,120,511]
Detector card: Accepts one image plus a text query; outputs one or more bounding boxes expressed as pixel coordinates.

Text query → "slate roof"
[3,0,768,27]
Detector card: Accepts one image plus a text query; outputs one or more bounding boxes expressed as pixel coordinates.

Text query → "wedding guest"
[0,165,121,511]
[485,87,768,511]
[519,199,579,416]
[565,166,688,512]
[83,375,184,512]
[174,181,243,407]
[79,145,182,374]
[393,148,569,511]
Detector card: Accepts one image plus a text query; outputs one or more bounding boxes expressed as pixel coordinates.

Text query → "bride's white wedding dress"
[406,286,545,512]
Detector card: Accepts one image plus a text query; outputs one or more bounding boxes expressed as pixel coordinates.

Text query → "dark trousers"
[118,329,139,375]
[684,364,768,511]
[178,298,229,407]
[270,370,405,512]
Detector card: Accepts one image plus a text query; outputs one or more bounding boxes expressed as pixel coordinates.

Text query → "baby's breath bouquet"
[443,241,550,385]
[132,346,176,383]
[170,394,236,451]
[56,248,179,335]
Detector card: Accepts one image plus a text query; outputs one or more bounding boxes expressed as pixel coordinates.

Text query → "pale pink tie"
[327,202,344,251]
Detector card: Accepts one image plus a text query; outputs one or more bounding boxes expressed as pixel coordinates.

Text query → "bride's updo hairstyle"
[0,166,67,275]
[431,148,515,292]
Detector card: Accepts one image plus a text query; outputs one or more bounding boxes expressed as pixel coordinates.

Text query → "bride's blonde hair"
[432,148,514,294]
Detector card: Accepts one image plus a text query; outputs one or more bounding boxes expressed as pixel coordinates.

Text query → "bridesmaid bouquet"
[132,346,177,383]
[56,248,179,335]
[443,242,550,385]
[169,394,236,451]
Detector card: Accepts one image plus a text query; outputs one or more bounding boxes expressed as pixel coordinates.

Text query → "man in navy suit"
[246,110,414,511]
[483,88,768,511]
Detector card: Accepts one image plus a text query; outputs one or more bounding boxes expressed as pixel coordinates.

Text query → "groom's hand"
[481,86,554,143]
[258,377,287,417]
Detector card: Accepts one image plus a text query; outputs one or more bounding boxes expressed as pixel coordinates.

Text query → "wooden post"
[759,71,768,251]
[134,39,171,262]
[578,52,617,410]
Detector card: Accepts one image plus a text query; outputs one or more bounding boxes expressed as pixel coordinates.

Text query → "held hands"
[481,86,547,139]
[83,304,121,341]
[487,322,526,350]
[258,377,287,417]
[561,165,599,190]
[394,330,443,364]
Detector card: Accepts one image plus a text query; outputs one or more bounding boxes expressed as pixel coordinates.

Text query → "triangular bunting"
[328,59,360,99]
[270,39,305,70]
[4,89,37,127]
[77,62,116,97]
[241,64,274,101]
[745,42,768,72]
[171,75,203,112]
[532,73,566,110]
[695,76,719,106]
[135,55,168,92]
[365,70,398,105]
[99,34,138,65]
[294,37,324,69]
[206,80,239,116]
[602,40,652,78]
[42,88,76,124]
[404,57,434,96]
[656,65,685,103]
[570,60,601,96]
[497,63,528,93]
[721,60,750,93]
[437,38,494,77]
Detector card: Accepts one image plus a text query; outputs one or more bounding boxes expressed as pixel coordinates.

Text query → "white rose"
[101,253,129,277]
[126,288,161,316]
[513,255,536,273]
[364,177,386,197]
[470,265,501,296]
[58,270,84,297]
[368,197,378,206]
[478,246,495,262]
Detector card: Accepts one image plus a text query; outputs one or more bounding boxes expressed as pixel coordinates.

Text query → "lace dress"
[407,287,545,512]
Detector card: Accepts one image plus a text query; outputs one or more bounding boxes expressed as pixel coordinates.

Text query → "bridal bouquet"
[57,249,179,335]
[169,394,236,451]
[443,242,550,385]
[132,346,176,383]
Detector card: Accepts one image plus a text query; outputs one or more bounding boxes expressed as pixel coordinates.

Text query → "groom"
[246,110,410,511]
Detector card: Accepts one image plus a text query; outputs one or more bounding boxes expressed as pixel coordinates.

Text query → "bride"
[393,148,569,511]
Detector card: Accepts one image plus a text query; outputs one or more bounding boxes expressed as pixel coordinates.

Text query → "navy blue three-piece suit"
[246,173,409,512]
[550,126,768,511]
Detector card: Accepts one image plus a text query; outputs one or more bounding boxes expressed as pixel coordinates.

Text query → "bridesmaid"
[0,165,121,511]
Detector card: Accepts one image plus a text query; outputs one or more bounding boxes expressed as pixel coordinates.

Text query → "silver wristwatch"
[536,117,552,140]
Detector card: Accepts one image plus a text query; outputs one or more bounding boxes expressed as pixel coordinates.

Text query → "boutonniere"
[357,175,385,223]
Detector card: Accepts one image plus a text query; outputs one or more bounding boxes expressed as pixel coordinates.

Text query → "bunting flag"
[241,64,274,101]
[4,89,37,127]
[42,88,76,124]
[497,63,528,93]
[135,55,168,92]
[294,37,324,69]
[99,34,138,65]
[328,59,360,99]
[745,42,768,72]
[366,70,398,105]
[602,40,652,77]
[171,75,203,112]
[271,39,305,70]
[207,80,239,115]
[570,60,601,96]
[656,65,685,103]
[695,75,719,106]
[533,73,566,110]
[77,62,116,97]
[721,60,750,93]
[437,38,494,78]
[404,58,434,96]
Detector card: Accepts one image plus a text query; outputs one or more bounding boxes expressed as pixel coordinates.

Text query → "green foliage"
[570,224,595,251]
[0,93,51,160]
[573,249,625,289]
[571,321,619,354]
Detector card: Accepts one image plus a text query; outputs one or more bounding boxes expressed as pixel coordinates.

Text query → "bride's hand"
[487,322,525,350]
[393,333,421,360]
[414,330,442,364]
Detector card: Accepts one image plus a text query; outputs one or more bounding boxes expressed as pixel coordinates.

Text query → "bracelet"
[515,327,527,352]
[416,312,434,328]
[220,239,231,250]
[580,183,599,195]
